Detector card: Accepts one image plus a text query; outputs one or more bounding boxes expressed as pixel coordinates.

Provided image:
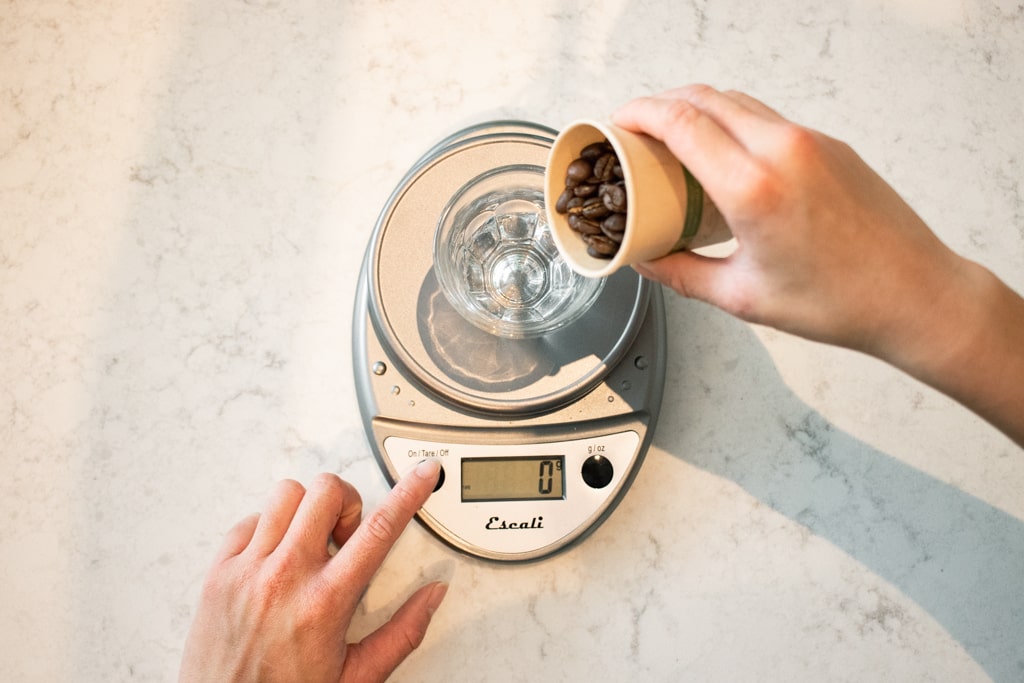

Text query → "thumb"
[340,581,449,683]
[633,250,733,307]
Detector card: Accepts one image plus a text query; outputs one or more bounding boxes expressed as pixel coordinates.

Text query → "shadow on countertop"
[654,291,1024,683]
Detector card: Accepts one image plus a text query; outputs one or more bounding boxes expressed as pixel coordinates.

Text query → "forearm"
[882,255,1024,447]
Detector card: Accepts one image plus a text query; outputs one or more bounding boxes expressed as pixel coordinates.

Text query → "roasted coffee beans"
[554,140,627,259]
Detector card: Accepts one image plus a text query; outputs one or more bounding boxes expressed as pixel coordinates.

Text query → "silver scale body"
[353,121,667,562]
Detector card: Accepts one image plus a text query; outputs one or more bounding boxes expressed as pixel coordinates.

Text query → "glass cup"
[434,165,605,339]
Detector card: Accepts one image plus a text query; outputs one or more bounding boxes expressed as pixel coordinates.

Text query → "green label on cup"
[672,165,704,251]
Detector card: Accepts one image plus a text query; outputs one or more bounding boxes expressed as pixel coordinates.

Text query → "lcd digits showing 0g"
[461,456,565,502]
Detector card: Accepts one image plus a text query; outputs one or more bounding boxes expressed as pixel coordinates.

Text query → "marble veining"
[2,1,1023,681]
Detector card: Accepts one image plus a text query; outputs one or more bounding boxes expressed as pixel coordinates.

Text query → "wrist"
[881,252,987,377]
[875,253,1024,445]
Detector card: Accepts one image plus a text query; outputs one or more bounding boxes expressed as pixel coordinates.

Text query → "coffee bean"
[602,212,626,236]
[568,213,603,235]
[572,183,598,198]
[555,188,574,214]
[584,234,619,258]
[600,183,627,213]
[555,136,630,259]
[593,153,617,182]
[578,196,611,220]
[566,159,593,185]
[603,230,624,245]
[579,142,612,160]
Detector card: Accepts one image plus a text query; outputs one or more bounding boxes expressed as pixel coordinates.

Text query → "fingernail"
[426,581,449,616]
[414,458,441,480]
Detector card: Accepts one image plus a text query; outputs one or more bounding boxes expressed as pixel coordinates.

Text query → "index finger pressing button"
[325,458,442,613]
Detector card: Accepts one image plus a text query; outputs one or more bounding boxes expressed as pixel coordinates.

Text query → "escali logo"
[485,515,544,530]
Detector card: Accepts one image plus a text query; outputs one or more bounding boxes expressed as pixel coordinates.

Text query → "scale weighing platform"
[353,121,667,562]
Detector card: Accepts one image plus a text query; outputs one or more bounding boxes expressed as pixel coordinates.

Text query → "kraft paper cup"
[544,119,731,278]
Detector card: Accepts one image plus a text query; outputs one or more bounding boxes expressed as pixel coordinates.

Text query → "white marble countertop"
[3,1,1023,681]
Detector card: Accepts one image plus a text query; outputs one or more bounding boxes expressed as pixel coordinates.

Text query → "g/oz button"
[581,455,614,489]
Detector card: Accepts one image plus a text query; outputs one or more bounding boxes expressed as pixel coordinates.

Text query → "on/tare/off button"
[581,455,614,489]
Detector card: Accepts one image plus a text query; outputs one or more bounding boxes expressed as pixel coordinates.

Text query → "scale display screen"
[461,456,565,502]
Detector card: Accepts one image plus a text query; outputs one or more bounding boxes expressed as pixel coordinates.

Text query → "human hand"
[612,84,966,357]
[178,460,447,683]
[613,85,1024,447]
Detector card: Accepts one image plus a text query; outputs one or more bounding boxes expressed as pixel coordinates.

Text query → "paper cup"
[544,119,731,278]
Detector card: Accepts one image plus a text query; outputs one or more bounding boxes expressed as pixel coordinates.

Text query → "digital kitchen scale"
[353,121,666,562]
